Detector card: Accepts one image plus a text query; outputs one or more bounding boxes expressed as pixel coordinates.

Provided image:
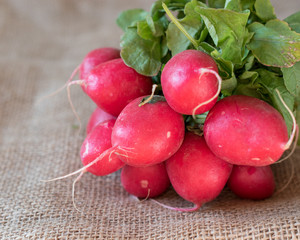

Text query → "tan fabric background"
[0,0,299,239]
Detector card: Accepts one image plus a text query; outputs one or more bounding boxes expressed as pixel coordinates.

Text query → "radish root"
[41,147,116,182]
[192,68,222,119]
[274,157,295,196]
[275,125,299,164]
[275,89,298,150]
[41,146,136,182]
[37,65,80,103]
[138,84,158,107]
[138,189,151,203]
[150,199,201,212]
[72,170,86,213]
[67,80,85,132]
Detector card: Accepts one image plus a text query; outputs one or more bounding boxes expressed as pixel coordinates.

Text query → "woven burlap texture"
[0,0,299,239]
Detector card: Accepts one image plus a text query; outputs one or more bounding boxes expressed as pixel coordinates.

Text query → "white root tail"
[273,157,295,196]
[41,147,115,182]
[275,125,299,164]
[37,65,80,103]
[137,189,151,203]
[72,170,86,213]
[67,80,85,132]
[41,146,136,183]
[192,68,222,119]
[275,89,298,150]
[150,199,201,212]
[42,146,137,211]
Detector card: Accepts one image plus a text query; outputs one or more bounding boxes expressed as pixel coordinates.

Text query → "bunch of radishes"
[56,46,297,212]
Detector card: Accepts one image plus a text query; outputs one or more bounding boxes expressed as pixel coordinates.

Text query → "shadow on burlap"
[0,1,299,239]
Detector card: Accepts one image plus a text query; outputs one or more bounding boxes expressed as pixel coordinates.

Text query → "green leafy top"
[116,1,300,137]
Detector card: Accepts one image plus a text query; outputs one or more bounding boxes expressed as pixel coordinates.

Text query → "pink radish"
[86,107,116,135]
[203,93,298,166]
[161,50,221,116]
[164,132,233,212]
[80,119,124,176]
[121,163,170,198]
[79,47,120,80]
[227,165,275,200]
[70,58,153,116]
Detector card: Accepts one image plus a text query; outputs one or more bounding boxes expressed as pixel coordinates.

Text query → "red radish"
[161,50,221,116]
[71,58,153,116]
[48,95,185,189]
[86,107,116,135]
[111,95,185,167]
[121,163,170,198]
[203,94,297,166]
[165,132,232,212]
[227,165,275,200]
[79,47,120,80]
[80,119,124,176]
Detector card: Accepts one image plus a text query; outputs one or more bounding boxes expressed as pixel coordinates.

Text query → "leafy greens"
[117,0,300,137]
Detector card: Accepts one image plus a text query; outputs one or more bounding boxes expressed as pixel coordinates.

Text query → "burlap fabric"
[1,0,299,239]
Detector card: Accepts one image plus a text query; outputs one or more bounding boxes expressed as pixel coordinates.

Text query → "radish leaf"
[247,19,300,68]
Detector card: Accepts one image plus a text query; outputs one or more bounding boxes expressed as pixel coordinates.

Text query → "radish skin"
[80,58,153,116]
[79,47,120,80]
[161,50,220,115]
[228,165,276,200]
[121,163,170,198]
[45,95,185,181]
[86,107,116,135]
[80,119,124,176]
[111,95,185,167]
[204,95,290,166]
[165,132,233,211]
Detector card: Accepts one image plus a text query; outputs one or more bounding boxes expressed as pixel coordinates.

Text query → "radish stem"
[139,84,158,107]
[162,3,198,49]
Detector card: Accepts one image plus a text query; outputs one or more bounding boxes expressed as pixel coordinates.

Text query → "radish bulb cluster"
[49,47,297,212]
